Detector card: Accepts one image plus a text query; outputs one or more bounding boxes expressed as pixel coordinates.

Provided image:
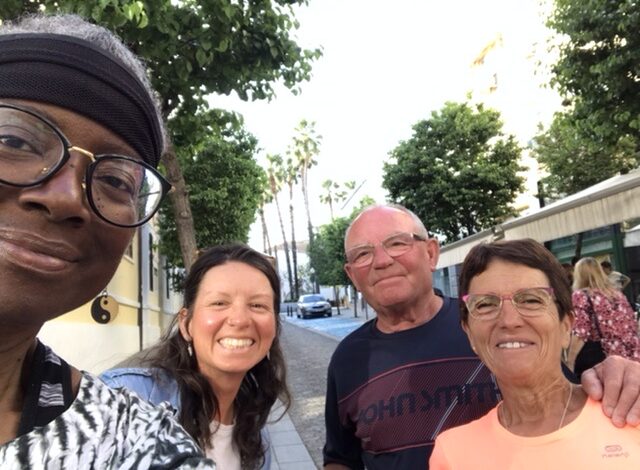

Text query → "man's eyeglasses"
[0,103,171,228]
[462,287,555,321]
[346,232,427,268]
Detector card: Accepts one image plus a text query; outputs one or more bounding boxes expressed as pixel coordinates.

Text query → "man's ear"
[178,308,192,342]
[344,264,360,291]
[426,238,440,272]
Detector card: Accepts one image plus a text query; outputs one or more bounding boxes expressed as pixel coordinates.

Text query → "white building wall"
[39,224,185,374]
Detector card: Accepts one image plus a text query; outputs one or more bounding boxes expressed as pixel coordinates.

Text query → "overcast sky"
[211,0,557,251]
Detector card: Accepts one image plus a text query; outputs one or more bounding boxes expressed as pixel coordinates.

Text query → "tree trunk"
[161,146,198,270]
[289,185,300,300]
[306,219,314,246]
[259,207,272,255]
[273,249,281,278]
[333,285,341,315]
[274,194,294,299]
[301,169,314,244]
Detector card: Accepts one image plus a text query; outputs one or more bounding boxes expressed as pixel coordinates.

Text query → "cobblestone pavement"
[279,319,340,469]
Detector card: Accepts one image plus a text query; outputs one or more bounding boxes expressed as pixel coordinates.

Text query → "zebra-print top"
[0,343,215,469]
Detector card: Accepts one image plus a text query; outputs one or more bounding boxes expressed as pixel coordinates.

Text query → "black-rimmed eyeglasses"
[346,232,427,268]
[0,103,171,227]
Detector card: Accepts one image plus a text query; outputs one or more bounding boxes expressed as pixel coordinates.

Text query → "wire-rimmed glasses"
[0,103,171,227]
[346,232,427,268]
[462,287,556,321]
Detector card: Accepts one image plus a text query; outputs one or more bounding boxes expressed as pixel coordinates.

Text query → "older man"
[323,204,640,470]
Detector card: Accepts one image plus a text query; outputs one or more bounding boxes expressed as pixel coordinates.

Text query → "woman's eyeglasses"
[462,287,555,320]
[0,103,171,227]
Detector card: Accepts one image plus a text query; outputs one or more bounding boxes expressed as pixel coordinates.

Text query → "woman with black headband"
[0,14,214,468]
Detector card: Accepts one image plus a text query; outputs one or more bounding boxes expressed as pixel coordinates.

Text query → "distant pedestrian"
[600,260,631,290]
[570,257,640,378]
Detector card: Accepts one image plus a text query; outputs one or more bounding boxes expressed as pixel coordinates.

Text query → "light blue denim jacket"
[100,367,272,470]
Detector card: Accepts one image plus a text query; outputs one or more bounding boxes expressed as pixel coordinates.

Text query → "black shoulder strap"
[583,289,604,340]
[17,341,74,435]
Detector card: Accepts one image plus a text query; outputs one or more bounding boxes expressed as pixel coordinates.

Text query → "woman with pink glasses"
[430,239,640,469]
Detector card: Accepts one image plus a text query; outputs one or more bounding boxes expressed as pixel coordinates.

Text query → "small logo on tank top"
[602,444,629,459]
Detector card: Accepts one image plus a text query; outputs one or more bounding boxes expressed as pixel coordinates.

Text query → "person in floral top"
[572,257,640,366]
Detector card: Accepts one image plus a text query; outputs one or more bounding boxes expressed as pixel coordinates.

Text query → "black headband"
[0,33,163,167]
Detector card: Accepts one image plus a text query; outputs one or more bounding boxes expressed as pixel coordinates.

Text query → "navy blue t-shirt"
[323,296,500,469]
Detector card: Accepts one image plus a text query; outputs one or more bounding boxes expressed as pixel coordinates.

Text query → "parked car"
[297,294,332,319]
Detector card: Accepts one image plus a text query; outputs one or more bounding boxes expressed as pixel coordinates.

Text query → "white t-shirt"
[206,421,241,470]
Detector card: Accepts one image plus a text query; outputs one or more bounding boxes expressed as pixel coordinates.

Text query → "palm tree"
[291,120,321,244]
[320,179,356,220]
[283,156,300,300]
[258,185,273,256]
[266,154,294,299]
[318,179,356,314]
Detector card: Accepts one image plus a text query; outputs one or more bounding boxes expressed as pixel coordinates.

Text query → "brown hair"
[458,238,572,324]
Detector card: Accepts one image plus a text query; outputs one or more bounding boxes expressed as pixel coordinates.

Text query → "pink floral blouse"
[572,289,640,362]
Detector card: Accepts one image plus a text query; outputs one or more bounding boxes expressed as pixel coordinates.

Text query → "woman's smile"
[184,261,276,380]
[217,337,256,350]
[496,341,535,350]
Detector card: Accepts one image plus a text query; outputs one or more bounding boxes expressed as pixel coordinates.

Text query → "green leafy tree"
[296,263,315,295]
[308,197,375,315]
[532,110,637,199]
[548,0,640,158]
[383,101,524,243]
[316,179,355,312]
[308,216,350,287]
[533,0,640,199]
[0,0,321,269]
[158,110,264,267]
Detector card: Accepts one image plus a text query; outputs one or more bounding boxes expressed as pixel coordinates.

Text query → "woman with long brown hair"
[102,244,290,470]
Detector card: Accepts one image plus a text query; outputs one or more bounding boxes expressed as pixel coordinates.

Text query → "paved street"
[276,308,372,468]
[282,308,374,340]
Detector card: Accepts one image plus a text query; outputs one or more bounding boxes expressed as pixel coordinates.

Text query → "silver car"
[297,294,332,319]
